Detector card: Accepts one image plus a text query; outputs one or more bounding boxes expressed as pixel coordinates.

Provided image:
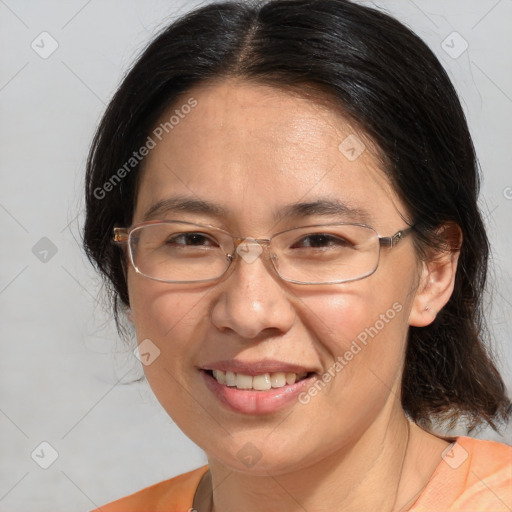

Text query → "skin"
[126,79,460,512]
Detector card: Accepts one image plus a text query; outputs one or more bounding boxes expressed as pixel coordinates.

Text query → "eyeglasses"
[113,220,414,285]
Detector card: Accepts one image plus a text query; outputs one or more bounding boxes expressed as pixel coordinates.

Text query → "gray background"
[0,1,511,510]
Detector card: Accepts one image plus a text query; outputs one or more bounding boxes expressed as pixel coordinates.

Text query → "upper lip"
[200,359,317,376]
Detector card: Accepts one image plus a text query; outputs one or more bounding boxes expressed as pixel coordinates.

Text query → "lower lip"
[202,371,315,415]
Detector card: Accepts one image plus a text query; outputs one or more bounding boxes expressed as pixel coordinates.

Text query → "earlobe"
[409,224,462,327]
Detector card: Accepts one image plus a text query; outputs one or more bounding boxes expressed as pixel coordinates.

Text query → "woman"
[83,0,511,510]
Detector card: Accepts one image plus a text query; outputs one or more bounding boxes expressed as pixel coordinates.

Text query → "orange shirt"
[93,436,511,511]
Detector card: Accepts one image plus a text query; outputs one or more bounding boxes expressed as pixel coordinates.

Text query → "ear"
[409,223,462,327]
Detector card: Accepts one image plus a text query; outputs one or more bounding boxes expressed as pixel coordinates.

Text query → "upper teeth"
[212,370,308,390]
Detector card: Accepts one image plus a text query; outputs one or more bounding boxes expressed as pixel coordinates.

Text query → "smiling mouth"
[204,369,313,391]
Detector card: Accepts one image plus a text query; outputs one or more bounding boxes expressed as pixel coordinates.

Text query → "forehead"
[134,79,406,232]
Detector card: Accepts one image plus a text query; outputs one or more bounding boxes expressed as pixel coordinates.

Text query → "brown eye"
[291,234,352,249]
[166,232,218,247]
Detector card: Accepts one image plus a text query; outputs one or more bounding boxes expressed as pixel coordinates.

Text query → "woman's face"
[127,79,423,474]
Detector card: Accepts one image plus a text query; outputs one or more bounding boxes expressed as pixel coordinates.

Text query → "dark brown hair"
[83,0,511,432]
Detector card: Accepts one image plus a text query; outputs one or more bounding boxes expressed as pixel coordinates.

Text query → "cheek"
[127,275,212,394]
[127,277,212,415]
[128,273,207,338]
[298,283,410,404]
[302,285,407,352]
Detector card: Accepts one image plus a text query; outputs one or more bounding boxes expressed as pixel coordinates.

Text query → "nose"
[210,246,296,340]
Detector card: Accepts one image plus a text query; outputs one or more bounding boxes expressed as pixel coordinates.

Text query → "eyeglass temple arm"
[379,227,414,248]
[113,227,129,243]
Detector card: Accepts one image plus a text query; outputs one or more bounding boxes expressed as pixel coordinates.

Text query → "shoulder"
[91,465,209,512]
[458,435,512,462]
[412,436,512,511]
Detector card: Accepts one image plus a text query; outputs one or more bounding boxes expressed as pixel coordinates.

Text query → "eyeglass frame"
[113,219,415,285]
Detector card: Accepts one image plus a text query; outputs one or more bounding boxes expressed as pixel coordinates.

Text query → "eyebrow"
[143,196,227,220]
[142,195,371,223]
[276,199,371,223]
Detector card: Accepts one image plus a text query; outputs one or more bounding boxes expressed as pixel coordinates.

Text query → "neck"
[199,410,431,512]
